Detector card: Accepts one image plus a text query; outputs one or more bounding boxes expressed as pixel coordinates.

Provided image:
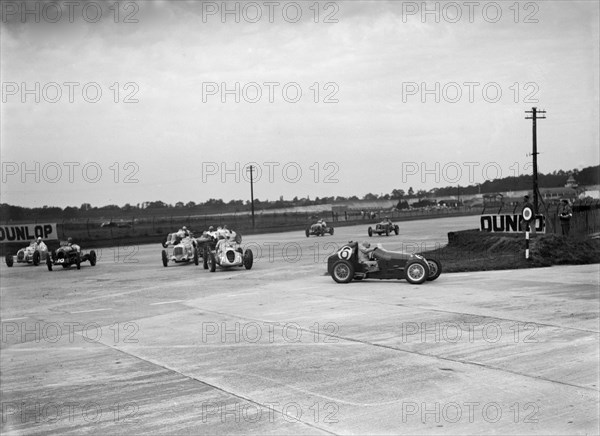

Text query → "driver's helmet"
[67,237,73,243]
[208,226,214,231]
[182,226,187,231]
[37,237,42,243]
[362,241,371,248]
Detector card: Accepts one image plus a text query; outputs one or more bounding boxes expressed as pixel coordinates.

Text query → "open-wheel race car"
[327,242,441,284]
[368,220,399,237]
[46,242,97,271]
[305,221,334,237]
[5,241,49,267]
[203,233,253,272]
[161,233,199,267]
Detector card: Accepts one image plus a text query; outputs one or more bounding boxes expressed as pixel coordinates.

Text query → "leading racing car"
[5,241,49,267]
[305,220,334,237]
[327,242,441,284]
[46,241,97,271]
[368,219,399,237]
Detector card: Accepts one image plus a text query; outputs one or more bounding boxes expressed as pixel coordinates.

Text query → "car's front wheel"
[161,250,168,267]
[331,260,355,283]
[32,251,40,266]
[405,260,428,285]
[193,248,199,266]
[368,227,373,237]
[89,250,97,266]
[207,251,216,272]
[243,249,253,270]
[75,253,81,270]
[46,255,52,271]
[426,259,442,281]
[5,253,13,267]
[394,225,399,235]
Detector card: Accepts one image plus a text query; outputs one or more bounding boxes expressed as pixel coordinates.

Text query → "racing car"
[5,241,49,267]
[161,233,199,267]
[204,234,253,272]
[46,242,97,270]
[327,242,441,284]
[368,220,399,237]
[305,221,334,237]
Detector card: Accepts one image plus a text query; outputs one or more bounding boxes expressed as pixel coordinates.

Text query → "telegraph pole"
[247,165,255,228]
[525,107,546,215]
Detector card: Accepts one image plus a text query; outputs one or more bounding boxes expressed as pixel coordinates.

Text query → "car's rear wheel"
[405,260,428,284]
[331,260,355,283]
[426,259,442,281]
[394,225,399,235]
[203,246,208,270]
[89,250,97,266]
[32,251,40,266]
[75,253,81,270]
[243,249,253,270]
[5,254,13,267]
[368,227,373,237]
[161,250,168,267]
[207,251,216,272]
[193,248,199,265]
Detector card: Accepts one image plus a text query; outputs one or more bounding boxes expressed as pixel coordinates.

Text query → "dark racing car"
[305,220,334,237]
[46,241,97,271]
[327,242,441,284]
[368,219,399,237]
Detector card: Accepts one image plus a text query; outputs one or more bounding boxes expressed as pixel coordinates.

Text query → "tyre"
[46,255,52,271]
[5,253,13,267]
[162,250,168,267]
[405,260,428,285]
[305,228,310,238]
[331,260,355,283]
[32,251,40,266]
[426,259,442,281]
[203,247,208,270]
[193,248,199,266]
[162,242,168,248]
[385,227,389,236]
[89,250,97,266]
[243,249,253,270]
[207,251,216,272]
[394,225,399,235]
[329,227,334,235]
[75,253,81,270]
[368,227,373,237]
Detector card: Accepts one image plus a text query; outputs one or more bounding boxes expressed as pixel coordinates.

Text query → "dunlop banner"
[0,223,58,243]
[480,215,545,233]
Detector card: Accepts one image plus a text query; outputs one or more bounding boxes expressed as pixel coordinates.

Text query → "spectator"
[558,199,573,236]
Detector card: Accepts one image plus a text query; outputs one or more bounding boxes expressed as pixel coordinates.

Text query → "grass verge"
[420,230,600,273]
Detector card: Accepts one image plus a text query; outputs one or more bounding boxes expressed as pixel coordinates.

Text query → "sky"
[1,0,599,208]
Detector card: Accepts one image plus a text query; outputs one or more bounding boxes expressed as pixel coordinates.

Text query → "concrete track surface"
[1,217,599,435]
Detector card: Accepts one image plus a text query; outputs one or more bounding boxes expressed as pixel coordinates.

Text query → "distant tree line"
[1,165,597,222]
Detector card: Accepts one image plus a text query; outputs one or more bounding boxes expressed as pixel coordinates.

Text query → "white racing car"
[161,233,199,267]
[204,234,253,272]
[5,241,49,267]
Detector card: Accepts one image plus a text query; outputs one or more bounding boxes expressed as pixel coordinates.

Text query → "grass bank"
[421,230,600,273]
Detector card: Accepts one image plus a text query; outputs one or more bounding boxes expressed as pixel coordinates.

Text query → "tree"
[363,193,378,200]
[391,189,405,199]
